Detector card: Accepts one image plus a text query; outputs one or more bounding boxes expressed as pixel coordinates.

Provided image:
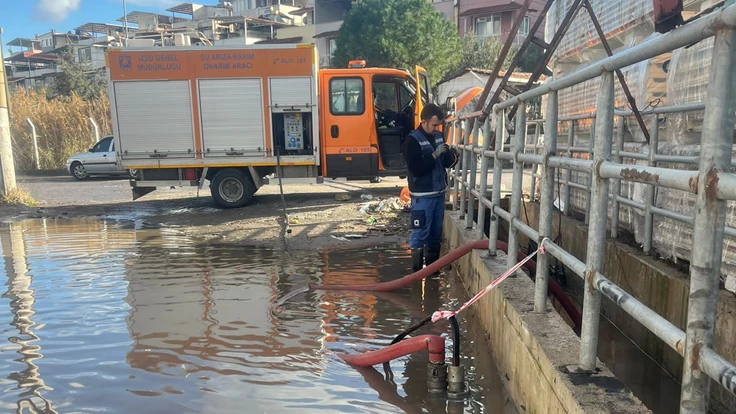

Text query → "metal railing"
[446,5,736,413]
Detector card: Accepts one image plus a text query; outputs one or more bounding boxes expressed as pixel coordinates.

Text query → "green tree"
[451,36,514,77]
[332,0,461,86]
[48,46,107,101]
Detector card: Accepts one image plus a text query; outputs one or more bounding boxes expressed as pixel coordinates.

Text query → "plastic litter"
[357,197,407,214]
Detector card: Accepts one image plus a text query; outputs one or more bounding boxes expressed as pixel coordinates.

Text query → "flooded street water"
[0,219,515,413]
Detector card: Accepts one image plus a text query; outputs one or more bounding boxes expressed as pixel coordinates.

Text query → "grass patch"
[0,187,38,207]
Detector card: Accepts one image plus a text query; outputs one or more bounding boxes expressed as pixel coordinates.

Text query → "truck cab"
[319,63,431,180]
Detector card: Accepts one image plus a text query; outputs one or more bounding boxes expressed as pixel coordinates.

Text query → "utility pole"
[0,27,17,195]
[123,0,129,46]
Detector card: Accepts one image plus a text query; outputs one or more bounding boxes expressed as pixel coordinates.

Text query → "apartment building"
[458,0,545,45]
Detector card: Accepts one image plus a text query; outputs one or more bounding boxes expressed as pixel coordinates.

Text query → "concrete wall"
[518,201,736,413]
[278,24,316,44]
[315,0,351,24]
[432,0,455,21]
[443,211,650,413]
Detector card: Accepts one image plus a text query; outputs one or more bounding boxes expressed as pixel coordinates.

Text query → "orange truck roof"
[107,44,315,81]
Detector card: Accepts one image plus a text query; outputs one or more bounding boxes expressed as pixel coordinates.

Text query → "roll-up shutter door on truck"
[114,80,195,159]
[198,78,265,157]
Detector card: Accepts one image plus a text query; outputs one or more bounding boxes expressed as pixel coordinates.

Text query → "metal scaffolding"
[447,4,736,413]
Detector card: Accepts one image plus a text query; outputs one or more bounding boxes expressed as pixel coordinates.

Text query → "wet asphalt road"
[20,174,136,206]
[18,173,409,207]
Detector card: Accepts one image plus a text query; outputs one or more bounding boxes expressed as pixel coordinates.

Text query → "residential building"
[274,1,316,44]
[458,0,545,45]
[313,0,352,67]
[5,30,94,89]
[163,2,310,46]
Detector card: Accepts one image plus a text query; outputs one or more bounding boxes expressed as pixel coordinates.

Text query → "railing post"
[680,27,736,414]
[529,121,540,202]
[507,102,526,269]
[89,117,100,144]
[452,120,462,211]
[610,116,625,238]
[563,120,574,215]
[476,118,492,239]
[585,119,595,225]
[489,110,504,257]
[459,121,470,219]
[643,116,659,254]
[579,71,614,372]
[535,91,558,313]
[466,119,480,229]
[26,118,40,170]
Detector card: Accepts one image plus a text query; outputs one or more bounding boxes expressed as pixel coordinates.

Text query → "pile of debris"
[356,195,409,214]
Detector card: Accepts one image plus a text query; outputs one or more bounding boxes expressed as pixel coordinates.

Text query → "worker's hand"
[432,144,449,159]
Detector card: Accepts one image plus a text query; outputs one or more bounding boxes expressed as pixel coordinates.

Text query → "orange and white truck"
[106,44,433,208]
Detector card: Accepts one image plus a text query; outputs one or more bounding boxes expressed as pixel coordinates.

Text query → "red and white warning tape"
[431,238,549,323]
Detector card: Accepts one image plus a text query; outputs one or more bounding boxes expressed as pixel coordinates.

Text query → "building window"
[78,47,92,63]
[330,78,364,115]
[329,38,337,58]
[476,15,501,37]
[520,16,530,36]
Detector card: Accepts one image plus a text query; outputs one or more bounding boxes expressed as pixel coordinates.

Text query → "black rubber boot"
[424,245,441,269]
[411,248,424,272]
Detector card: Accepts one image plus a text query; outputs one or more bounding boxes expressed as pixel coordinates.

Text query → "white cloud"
[32,0,82,23]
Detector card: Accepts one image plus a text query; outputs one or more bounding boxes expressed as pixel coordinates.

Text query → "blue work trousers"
[409,195,445,249]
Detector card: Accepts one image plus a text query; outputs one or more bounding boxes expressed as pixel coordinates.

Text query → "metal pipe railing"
[535,90,557,313]
[488,114,504,257]
[508,102,526,269]
[445,7,736,412]
[476,118,492,241]
[680,27,736,413]
[611,117,625,238]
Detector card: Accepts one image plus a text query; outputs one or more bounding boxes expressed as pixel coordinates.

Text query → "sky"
[0,0,187,50]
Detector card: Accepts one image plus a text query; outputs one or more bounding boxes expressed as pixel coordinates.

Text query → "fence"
[447,5,736,413]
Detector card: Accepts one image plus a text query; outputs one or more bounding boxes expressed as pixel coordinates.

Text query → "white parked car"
[66,136,138,180]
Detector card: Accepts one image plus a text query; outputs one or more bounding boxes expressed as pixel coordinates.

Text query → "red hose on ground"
[339,335,445,367]
[309,240,582,330]
[309,240,488,292]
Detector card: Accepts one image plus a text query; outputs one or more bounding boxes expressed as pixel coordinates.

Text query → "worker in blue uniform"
[402,104,460,272]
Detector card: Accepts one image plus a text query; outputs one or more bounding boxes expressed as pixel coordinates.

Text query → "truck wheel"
[210,169,255,209]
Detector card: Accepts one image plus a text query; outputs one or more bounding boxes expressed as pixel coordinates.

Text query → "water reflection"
[0,219,514,413]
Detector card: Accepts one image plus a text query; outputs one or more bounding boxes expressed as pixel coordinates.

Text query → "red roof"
[5,51,58,63]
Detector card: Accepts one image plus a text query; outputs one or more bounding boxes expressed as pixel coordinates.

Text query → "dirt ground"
[2,174,416,250]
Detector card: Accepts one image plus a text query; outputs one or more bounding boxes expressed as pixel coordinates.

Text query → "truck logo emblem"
[119,56,132,69]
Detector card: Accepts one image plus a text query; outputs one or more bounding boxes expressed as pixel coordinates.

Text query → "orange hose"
[309,240,582,330]
[339,335,445,367]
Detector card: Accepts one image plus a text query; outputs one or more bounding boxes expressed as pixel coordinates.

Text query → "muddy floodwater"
[0,219,516,413]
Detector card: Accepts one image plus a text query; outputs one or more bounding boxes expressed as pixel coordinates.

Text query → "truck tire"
[210,169,255,209]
